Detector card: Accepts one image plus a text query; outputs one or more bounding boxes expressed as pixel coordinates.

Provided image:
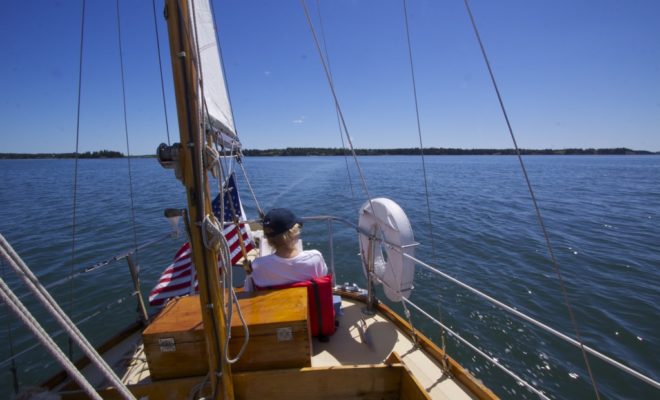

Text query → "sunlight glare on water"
[0,155,658,399]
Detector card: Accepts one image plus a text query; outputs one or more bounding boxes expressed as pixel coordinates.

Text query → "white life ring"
[358,198,415,302]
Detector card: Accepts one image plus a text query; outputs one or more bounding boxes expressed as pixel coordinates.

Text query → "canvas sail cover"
[189,0,240,149]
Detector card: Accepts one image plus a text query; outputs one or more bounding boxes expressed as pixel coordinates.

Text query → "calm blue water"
[0,156,658,399]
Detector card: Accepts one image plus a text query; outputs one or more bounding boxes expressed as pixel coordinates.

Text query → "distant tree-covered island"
[1,147,657,159]
[0,150,124,159]
[241,147,657,157]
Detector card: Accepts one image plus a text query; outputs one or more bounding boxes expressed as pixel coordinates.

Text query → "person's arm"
[314,250,329,276]
[243,275,254,291]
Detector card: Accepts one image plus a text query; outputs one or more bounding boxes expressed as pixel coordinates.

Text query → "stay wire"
[303,0,389,315]
[403,250,660,390]
[401,0,443,355]
[151,0,172,145]
[115,0,140,266]
[401,0,437,261]
[208,0,264,221]
[237,162,264,218]
[68,0,87,362]
[314,0,356,203]
[462,1,601,398]
[300,0,375,212]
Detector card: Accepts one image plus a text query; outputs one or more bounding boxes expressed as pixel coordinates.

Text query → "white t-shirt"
[244,250,328,291]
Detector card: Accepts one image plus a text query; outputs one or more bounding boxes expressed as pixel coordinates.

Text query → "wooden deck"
[312,298,477,400]
[52,295,490,399]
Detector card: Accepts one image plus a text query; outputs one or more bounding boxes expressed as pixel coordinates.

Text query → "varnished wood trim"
[58,365,428,400]
[58,375,210,400]
[233,365,402,399]
[163,0,233,397]
[386,352,432,400]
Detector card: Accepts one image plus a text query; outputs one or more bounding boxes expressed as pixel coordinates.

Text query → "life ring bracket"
[358,198,416,302]
[355,227,420,251]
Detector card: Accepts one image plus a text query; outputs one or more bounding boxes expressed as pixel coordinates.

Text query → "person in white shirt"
[244,208,328,291]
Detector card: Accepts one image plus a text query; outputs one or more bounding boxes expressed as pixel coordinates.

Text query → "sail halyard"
[188,0,240,150]
[164,0,234,398]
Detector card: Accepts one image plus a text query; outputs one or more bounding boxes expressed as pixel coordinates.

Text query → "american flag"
[148,173,254,307]
[211,173,255,266]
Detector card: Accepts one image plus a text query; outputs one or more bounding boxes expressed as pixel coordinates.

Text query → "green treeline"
[1,147,656,159]
[242,147,656,157]
[0,150,124,159]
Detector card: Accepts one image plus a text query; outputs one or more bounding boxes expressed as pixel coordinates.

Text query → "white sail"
[189,0,239,148]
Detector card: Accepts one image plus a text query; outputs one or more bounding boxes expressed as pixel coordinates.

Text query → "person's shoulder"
[300,249,323,259]
[253,253,277,269]
[297,250,326,266]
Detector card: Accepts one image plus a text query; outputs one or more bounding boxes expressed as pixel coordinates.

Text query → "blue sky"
[1,0,659,154]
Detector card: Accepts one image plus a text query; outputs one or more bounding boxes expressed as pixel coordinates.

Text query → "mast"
[163,0,233,398]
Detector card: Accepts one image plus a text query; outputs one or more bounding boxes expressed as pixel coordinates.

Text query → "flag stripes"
[148,173,254,307]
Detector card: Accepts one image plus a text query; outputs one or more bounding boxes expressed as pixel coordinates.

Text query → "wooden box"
[143,287,311,380]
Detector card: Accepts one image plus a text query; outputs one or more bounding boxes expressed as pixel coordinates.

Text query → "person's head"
[262,208,303,251]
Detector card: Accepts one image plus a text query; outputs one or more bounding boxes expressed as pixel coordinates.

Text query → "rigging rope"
[0,277,104,400]
[1,260,19,394]
[209,0,241,147]
[11,232,171,305]
[192,56,257,371]
[400,0,444,362]
[115,0,141,266]
[237,161,264,218]
[367,256,549,397]
[212,160,252,366]
[0,288,137,369]
[188,4,230,396]
[404,251,660,390]
[314,0,357,203]
[218,237,250,364]
[152,0,172,145]
[300,0,374,208]
[303,1,417,353]
[401,297,552,400]
[400,0,437,263]
[68,0,87,363]
[302,1,399,331]
[0,235,136,400]
[208,0,263,229]
[207,0,264,371]
[461,1,602,398]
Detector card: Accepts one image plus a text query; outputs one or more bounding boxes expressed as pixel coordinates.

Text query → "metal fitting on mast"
[157,143,183,181]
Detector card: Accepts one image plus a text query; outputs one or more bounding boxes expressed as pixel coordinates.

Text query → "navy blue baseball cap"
[263,208,303,238]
